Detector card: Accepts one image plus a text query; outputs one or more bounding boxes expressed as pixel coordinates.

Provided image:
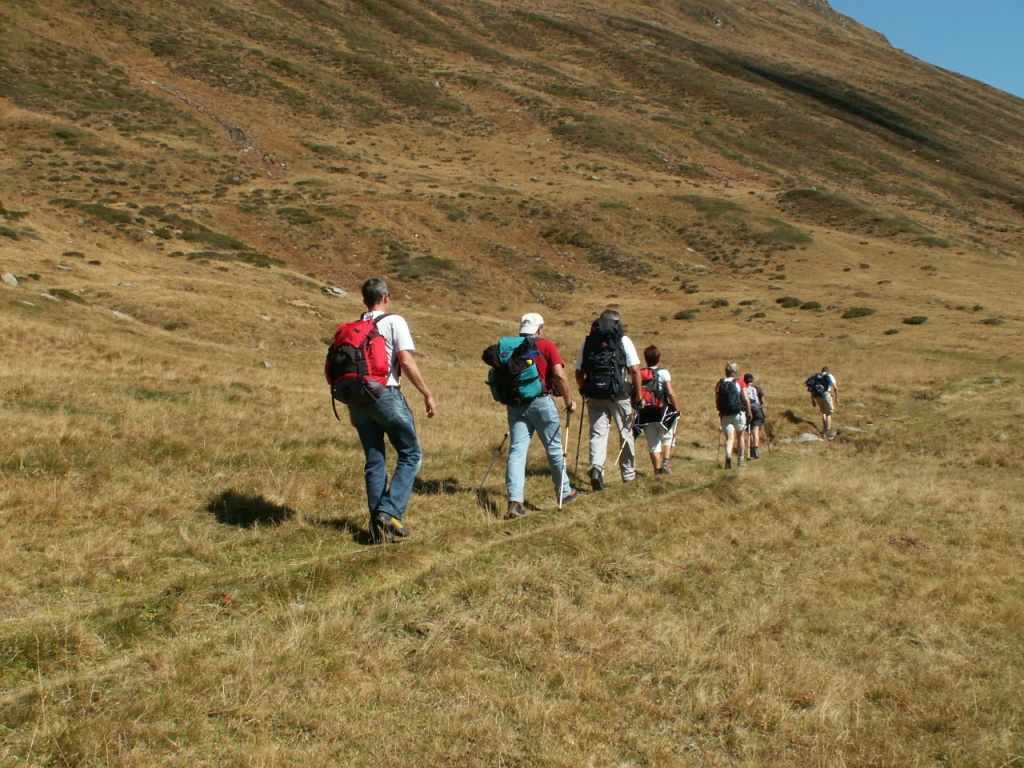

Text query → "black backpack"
[806,372,831,396]
[580,316,627,400]
[716,378,743,415]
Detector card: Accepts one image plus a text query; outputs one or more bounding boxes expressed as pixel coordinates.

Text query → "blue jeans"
[349,388,422,523]
[505,395,572,504]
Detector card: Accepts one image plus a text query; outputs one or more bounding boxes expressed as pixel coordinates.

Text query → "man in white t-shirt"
[346,278,437,543]
[575,309,643,490]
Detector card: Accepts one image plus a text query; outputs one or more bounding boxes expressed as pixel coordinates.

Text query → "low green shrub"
[776,296,801,308]
[903,316,928,325]
[842,307,876,319]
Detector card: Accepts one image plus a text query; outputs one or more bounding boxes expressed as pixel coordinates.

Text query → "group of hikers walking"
[325,278,840,542]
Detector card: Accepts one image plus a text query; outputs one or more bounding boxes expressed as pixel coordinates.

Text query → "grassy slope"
[2,0,1024,765]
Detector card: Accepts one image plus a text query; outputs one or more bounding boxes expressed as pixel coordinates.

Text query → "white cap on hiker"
[520,313,544,335]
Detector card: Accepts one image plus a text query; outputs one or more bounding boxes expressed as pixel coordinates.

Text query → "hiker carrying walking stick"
[575,309,643,490]
[487,313,579,520]
[478,431,509,496]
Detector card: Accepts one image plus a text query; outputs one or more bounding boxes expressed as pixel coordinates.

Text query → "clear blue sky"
[828,0,1024,100]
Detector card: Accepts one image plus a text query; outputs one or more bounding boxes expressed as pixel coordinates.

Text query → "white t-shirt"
[364,311,414,387]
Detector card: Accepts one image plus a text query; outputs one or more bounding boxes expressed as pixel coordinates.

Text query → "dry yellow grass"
[3,220,1023,765]
[3,0,1024,763]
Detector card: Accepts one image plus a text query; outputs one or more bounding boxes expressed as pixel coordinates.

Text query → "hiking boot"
[738,457,746,468]
[826,429,835,440]
[505,500,526,519]
[370,518,391,544]
[725,457,732,469]
[750,447,760,459]
[560,490,580,508]
[589,467,606,491]
[662,459,672,474]
[374,512,410,540]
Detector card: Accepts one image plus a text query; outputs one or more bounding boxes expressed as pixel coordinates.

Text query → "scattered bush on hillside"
[756,222,813,245]
[47,288,85,304]
[182,231,250,251]
[800,301,822,310]
[842,307,876,319]
[707,298,730,308]
[673,309,699,320]
[681,280,700,294]
[0,227,18,240]
[776,296,801,308]
[903,316,928,325]
[277,207,323,226]
[540,226,595,248]
[435,202,468,222]
[918,236,950,248]
[981,318,1004,326]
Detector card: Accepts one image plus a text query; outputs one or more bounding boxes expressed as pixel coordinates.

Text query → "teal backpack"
[482,336,546,406]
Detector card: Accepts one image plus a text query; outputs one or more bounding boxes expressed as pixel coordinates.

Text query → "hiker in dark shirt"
[743,373,766,459]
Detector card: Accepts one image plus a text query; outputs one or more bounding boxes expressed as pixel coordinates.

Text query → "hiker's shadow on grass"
[207,490,295,528]
[314,516,378,546]
[413,476,462,495]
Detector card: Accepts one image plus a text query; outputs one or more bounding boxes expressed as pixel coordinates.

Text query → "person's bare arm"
[552,363,576,414]
[628,364,643,406]
[665,379,679,411]
[396,350,437,418]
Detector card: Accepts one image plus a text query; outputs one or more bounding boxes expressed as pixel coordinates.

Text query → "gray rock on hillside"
[321,286,347,298]
[3,273,18,287]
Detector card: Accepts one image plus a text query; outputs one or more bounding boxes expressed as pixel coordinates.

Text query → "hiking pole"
[478,431,509,496]
[764,415,773,454]
[558,411,572,512]
[574,398,586,482]
[613,408,638,468]
[716,427,723,466]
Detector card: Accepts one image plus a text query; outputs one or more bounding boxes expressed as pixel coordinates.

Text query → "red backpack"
[640,367,666,408]
[325,314,392,417]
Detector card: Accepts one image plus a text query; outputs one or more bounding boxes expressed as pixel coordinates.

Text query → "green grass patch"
[47,288,85,304]
[181,231,250,250]
[903,316,928,325]
[776,296,802,308]
[842,307,876,319]
[277,207,323,225]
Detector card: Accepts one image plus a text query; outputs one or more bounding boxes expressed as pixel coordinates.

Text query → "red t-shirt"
[533,338,565,393]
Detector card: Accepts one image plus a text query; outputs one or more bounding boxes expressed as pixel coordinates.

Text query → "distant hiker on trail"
[636,345,680,476]
[483,313,578,519]
[807,366,839,440]
[743,373,766,459]
[325,277,437,543]
[575,309,643,490]
[715,361,751,469]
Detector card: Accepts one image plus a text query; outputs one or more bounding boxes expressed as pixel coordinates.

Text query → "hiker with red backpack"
[714,361,751,469]
[636,345,681,476]
[325,278,437,543]
[483,313,579,519]
[575,309,643,490]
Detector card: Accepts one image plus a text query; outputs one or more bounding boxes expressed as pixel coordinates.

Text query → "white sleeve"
[388,315,415,354]
[621,336,641,368]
